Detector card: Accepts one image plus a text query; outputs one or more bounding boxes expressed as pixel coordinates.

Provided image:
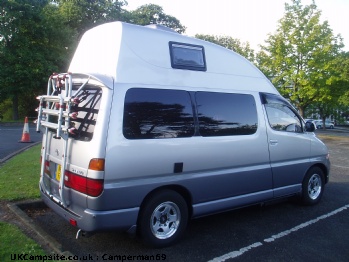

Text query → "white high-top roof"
[69,21,278,94]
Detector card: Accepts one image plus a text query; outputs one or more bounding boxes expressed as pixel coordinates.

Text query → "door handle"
[269,139,278,145]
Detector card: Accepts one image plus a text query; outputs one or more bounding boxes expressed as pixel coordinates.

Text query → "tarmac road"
[5,129,349,262]
[0,123,42,162]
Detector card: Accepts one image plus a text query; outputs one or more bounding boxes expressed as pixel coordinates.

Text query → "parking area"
[0,123,42,162]
[7,130,348,262]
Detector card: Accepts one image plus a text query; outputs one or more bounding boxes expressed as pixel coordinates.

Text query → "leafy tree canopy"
[257,0,343,117]
[55,0,128,39]
[336,51,349,106]
[0,0,75,119]
[128,4,186,34]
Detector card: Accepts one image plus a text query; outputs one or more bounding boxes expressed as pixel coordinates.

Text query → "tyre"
[301,166,325,205]
[138,190,188,248]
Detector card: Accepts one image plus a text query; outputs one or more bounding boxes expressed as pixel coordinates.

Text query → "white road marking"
[331,164,349,169]
[208,242,263,262]
[208,204,349,262]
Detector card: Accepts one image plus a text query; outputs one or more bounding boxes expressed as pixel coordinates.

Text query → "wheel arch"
[310,163,329,184]
[137,185,193,223]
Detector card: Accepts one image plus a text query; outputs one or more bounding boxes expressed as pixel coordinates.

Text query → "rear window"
[47,85,102,141]
[123,88,195,139]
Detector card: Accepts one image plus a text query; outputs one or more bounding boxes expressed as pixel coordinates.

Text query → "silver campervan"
[36,22,330,248]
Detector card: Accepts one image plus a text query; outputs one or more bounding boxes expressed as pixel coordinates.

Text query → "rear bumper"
[40,184,139,232]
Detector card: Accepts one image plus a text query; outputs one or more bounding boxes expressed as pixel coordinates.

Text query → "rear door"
[40,76,106,208]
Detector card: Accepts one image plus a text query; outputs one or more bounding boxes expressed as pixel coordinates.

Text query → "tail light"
[64,158,104,197]
[44,160,51,176]
[64,171,103,197]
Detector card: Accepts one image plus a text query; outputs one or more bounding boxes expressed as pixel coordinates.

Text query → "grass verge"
[0,144,48,259]
[0,222,46,261]
[0,144,41,200]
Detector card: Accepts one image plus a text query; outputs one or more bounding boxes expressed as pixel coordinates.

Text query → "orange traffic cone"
[18,117,33,143]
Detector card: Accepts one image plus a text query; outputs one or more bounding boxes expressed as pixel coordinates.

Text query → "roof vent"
[144,24,179,34]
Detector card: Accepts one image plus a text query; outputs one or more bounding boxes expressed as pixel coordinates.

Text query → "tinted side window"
[123,88,195,139]
[263,94,303,133]
[195,92,258,136]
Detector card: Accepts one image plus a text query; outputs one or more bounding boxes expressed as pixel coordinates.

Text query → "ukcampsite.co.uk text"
[10,253,168,261]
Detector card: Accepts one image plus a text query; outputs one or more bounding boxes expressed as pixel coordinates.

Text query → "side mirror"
[305,122,315,132]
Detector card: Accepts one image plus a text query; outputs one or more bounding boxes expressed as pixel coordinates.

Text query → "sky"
[124,0,349,51]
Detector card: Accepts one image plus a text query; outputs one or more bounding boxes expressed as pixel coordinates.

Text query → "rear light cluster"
[64,172,103,197]
[44,160,51,176]
[64,158,105,197]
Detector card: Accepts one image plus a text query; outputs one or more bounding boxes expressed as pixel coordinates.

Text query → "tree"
[195,34,255,62]
[0,0,74,120]
[337,51,349,107]
[129,4,186,34]
[56,0,128,39]
[310,51,349,127]
[256,0,343,118]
